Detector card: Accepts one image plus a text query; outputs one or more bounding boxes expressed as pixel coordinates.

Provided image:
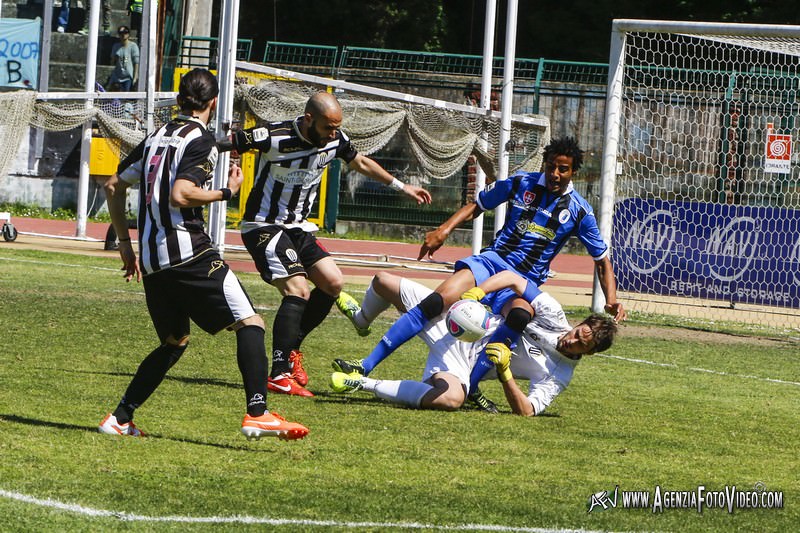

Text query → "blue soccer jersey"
[476,171,608,286]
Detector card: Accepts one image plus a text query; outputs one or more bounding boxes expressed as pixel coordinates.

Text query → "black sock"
[271,295,307,377]
[296,287,336,346]
[236,325,268,416]
[113,343,187,423]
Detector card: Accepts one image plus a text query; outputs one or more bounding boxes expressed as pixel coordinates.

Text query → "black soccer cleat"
[467,387,499,414]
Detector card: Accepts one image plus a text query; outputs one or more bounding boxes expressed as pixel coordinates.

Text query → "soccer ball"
[445,299,491,342]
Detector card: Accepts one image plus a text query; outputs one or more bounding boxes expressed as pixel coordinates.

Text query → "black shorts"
[143,252,257,342]
[241,225,330,284]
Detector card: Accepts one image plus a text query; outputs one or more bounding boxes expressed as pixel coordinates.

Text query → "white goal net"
[602,20,800,330]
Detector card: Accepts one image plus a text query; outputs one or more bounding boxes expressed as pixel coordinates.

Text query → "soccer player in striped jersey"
[220,91,432,397]
[333,137,626,410]
[98,68,308,440]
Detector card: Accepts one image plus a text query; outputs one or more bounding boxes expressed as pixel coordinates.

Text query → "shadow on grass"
[0,414,283,453]
[45,367,241,389]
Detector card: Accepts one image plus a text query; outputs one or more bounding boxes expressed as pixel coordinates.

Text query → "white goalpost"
[599,19,800,329]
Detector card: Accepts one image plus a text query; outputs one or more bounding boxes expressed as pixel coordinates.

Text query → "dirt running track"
[7,217,597,308]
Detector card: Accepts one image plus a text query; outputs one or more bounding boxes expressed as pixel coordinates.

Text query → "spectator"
[107,26,139,91]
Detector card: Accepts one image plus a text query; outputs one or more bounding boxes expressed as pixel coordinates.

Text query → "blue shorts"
[455,251,541,314]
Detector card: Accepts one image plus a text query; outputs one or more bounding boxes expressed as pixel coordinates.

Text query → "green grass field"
[0,247,797,532]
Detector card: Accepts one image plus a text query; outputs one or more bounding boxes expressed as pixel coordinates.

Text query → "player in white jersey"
[220,92,432,397]
[330,271,617,415]
[98,68,308,440]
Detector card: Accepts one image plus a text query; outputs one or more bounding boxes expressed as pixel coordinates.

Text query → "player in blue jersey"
[333,137,626,410]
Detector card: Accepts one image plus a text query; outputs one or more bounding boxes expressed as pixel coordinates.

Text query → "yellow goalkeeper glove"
[485,342,512,383]
[460,287,486,302]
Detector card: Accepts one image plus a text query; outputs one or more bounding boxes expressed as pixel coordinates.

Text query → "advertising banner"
[613,198,800,308]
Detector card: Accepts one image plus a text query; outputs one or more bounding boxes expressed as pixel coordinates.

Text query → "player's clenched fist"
[460,287,486,301]
[485,342,512,383]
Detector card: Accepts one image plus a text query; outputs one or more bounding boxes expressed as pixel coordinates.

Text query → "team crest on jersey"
[558,210,571,224]
[523,191,536,205]
[286,249,298,262]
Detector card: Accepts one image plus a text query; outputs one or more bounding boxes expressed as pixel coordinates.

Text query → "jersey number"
[145,155,162,206]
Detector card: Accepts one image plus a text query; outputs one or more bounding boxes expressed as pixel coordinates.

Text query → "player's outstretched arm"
[594,255,627,322]
[348,154,432,205]
[486,343,533,416]
[418,202,481,260]
[103,174,140,283]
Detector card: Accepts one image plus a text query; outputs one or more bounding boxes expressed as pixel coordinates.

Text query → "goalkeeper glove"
[485,342,512,383]
[460,286,486,302]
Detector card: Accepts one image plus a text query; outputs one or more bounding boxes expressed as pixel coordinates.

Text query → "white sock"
[356,280,391,328]
[370,379,434,407]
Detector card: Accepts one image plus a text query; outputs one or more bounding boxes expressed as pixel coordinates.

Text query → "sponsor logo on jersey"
[208,260,224,277]
[274,168,323,186]
[527,223,555,240]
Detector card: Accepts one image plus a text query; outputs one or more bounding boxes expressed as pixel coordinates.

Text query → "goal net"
[603,20,800,330]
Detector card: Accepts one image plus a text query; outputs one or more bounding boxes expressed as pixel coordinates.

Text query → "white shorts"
[398,278,488,388]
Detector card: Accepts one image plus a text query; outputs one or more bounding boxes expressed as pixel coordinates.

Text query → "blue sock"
[362,305,427,374]
[468,322,521,394]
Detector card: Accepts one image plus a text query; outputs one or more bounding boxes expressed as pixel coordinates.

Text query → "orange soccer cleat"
[241,412,309,440]
[267,373,314,397]
[289,350,308,386]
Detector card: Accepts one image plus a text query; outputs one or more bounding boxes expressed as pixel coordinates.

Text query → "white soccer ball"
[445,299,490,342]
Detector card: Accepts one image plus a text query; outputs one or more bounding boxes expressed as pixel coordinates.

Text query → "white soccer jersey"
[400,279,577,415]
[233,118,358,232]
[118,116,217,276]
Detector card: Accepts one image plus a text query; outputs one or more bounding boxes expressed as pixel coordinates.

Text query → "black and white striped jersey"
[118,116,218,276]
[232,117,357,232]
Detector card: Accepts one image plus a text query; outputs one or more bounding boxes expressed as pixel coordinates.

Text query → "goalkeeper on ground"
[329,271,617,415]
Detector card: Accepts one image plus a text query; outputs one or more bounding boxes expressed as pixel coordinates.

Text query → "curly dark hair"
[177,68,219,113]
[581,313,618,353]
[543,136,584,171]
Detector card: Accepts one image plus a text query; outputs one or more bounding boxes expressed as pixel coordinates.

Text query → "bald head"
[305,92,341,117]
[301,92,344,148]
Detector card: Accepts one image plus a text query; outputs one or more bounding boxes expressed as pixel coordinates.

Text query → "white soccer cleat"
[98,413,145,437]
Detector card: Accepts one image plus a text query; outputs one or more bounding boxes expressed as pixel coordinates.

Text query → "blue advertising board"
[0,19,41,89]
[612,198,800,308]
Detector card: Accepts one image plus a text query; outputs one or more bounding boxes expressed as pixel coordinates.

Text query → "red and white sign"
[765,131,792,173]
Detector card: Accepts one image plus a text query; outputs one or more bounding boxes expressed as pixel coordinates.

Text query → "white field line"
[0,488,608,532]
[598,354,800,387]
[0,256,119,272]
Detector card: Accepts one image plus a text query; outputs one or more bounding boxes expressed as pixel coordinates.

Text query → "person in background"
[107,26,139,91]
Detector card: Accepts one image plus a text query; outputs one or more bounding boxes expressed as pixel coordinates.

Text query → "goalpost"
[599,19,800,329]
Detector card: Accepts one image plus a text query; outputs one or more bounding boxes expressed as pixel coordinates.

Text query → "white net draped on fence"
[2,77,549,186]
[236,79,550,180]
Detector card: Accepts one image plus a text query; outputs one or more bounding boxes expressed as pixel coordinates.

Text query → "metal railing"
[178,36,254,70]
[263,41,338,76]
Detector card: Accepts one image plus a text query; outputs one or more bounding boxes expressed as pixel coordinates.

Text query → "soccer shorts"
[143,252,257,342]
[398,277,501,387]
[455,251,533,314]
[241,225,330,283]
